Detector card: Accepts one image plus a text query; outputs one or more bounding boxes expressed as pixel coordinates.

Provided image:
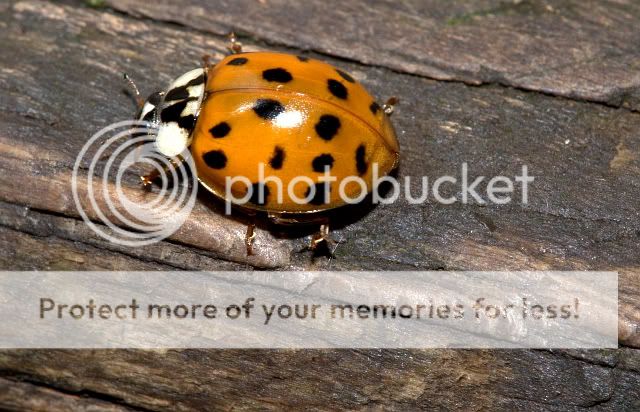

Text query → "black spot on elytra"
[370,101,381,115]
[328,79,348,99]
[227,57,248,66]
[253,99,285,120]
[165,86,190,101]
[209,122,231,138]
[249,182,270,206]
[314,114,341,140]
[269,146,285,169]
[305,182,331,206]
[203,150,227,169]
[312,154,334,172]
[356,144,368,175]
[263,68,293,83]
[297,55,309,62]
[336,69,355,83]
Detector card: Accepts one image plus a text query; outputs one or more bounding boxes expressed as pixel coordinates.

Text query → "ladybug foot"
[226,32,243,54]
[309,224,344,255]
[383,97,399,115]
[140,172,158,191]
[245,223,257,256]
[139,157,185,191]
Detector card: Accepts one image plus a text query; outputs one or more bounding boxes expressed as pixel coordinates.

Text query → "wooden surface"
[0,0,639,410]
[108,0,640,111]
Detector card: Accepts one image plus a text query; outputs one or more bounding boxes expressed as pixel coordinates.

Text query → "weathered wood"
[106,0,640,111]
[0,0,639,409]
[0,139,291,269]
[0,201,246,271]
[0,377,133,412]
[0,349,639,410]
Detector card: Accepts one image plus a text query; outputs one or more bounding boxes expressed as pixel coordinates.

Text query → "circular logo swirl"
[72,120,198,246]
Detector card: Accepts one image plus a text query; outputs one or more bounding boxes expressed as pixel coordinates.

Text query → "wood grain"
[1,349,639,410]
[107,0,640,111]
[0,377,133,412]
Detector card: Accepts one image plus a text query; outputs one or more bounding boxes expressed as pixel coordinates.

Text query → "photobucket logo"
[224,163,534,213]
[72,120,197,246]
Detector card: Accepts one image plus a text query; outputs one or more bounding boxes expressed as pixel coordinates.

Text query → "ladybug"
[127,36,399,255]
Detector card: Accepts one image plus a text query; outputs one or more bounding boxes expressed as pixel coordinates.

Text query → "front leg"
[140,156,185,190]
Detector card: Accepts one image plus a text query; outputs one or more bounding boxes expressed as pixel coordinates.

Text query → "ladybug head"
[135,68,207,157]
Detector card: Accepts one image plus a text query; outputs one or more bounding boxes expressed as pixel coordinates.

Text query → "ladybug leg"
[245,222,257,256]
[201,54,215,69]
[310,223,344,254]
[140,156,185,190]
[310,224,329,249]
[140,169,160,190]
[226,31,243,54]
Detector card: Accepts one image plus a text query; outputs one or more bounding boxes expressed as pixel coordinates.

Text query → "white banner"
[0,271,617,348]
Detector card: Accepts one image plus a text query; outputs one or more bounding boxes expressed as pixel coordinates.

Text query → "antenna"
[123,73,144,109]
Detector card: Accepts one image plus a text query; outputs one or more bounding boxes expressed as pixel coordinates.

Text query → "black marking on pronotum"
[328,79,348,99]
[165,86,190,101]
[253,99,285,120]
[370,101,381,115]
[227,57,248,66]
[269,146,285,169]
[314,114,341,140]
[305,182,331,206]
[165,73,205,101]
[297,55,309,62]
[209,122,231,138]
[203,150,227,169]
[161,101,186,123]
[177,115,195,130]
[249,182,270,205]
[356,144,368,175]
[336,69,355,83]
[263,68,293,83]
[312,154,334,172]
[185,73,205,86]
